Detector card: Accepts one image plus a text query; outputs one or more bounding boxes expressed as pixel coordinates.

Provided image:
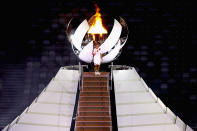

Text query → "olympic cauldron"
[66,6,129,64]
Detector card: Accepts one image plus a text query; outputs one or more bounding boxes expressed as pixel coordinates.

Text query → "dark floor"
[0,0,197,130]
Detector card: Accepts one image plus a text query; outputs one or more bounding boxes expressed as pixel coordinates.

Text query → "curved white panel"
[71,19,89,51]
[100,19,122,54]
[102,40,122,63]
[79,41,93,63]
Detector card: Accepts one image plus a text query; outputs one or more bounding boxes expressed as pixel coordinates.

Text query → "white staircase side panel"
[9,116,20,129]
[3,68,79,131]
[157,98,167,111]
[115,92,156,104]
[140,78,149,91]
[186,125,193,131]
[114,80,147,93]
[9,123,70,131]
[113,69,193,131]
[148,88,158,101]
[54,68,79,81]
[166,107,176,122]
[117,114,175,127]
[17,113,72,127]
[113,69,139,81]
[2,125,8,131]
[118,124,181,131]
[176,116,186,131]
[28,103,74,116]
[3,68,194,131]
[37,92,76,105]
[132,67,141,79]
[116,103,165,116]
[45,80,78,93]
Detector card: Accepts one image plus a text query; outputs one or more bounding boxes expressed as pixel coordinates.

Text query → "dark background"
[1,0,197,130]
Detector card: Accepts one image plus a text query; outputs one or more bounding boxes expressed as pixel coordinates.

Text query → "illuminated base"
[3,66,193,131]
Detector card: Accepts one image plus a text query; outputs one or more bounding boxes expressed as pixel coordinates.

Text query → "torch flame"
[88,4,108,38]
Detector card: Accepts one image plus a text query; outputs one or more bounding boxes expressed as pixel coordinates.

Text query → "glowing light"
[88,4,108,38]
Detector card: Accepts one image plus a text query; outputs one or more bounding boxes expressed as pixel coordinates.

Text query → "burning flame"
[88,4,108,39]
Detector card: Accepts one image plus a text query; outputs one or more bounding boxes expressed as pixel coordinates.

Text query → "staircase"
[76,72,112,131]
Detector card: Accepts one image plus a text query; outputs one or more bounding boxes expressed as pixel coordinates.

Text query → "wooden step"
[79,96,110,101]
[76,127,111,131]
[80,92,109,97]
[83,77,108,81]
[83,87,107,91]
[83,80,108,82]
[79,107,109,112]
[79,101,110,106]
[78,111,110,116]
[76,72,111,131]
[83,85,107,88]
[76,121,112,126]
[83,82,107,87]
[76,116,111,121]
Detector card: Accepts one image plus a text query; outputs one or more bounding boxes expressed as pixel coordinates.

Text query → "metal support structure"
[77,63,88,90]
[110,62,113,90]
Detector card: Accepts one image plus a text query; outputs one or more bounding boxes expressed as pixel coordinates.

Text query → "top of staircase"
[83,72,110,77]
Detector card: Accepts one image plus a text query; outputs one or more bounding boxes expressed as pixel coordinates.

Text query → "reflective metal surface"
[66,16,129,63]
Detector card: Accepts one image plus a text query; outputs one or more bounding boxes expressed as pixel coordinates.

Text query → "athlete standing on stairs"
[92,43,102,75]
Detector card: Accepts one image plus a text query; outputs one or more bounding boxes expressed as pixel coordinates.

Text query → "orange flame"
[88,4,108,39]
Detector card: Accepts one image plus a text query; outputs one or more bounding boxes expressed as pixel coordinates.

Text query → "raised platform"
[3,67,193,131]
[113,68,193,131]
[75,72,111,131]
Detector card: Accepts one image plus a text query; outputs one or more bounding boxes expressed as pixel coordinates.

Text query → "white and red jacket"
[92,47,102,65]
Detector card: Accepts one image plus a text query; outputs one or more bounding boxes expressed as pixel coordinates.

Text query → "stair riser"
[82,87,108,91]
[76,127,111,131]
[79,97,109,101]
[79,107,109,112]
[76,122,112,126]
[83,77,107,81]
[80,92,109,96]
[79,102,110,106]
[83,82,107,87]
[78,112,110,116]
[76,117,111,121]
